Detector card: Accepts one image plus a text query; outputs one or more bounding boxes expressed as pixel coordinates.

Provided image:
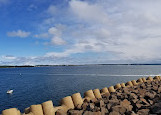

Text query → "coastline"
[1,63,161,68]
[1,76,161,115]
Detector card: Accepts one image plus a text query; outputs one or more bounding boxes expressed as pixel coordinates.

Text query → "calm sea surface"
[0,65,161,112]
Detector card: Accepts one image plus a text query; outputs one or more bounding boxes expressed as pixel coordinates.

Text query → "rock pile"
[67,80,161,115]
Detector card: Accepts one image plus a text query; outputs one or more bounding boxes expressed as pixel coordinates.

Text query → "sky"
[1,0,161,65]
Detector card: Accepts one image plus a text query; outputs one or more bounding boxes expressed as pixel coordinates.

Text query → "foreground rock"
[68,81,161,115]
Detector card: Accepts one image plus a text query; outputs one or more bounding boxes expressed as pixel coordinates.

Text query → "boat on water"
[7,90,13,94]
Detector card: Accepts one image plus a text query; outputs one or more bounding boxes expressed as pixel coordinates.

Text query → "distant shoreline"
[0,65,35,68]
[1,64,161,68]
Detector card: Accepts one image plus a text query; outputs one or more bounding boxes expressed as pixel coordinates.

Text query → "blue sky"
[1,0,161,65]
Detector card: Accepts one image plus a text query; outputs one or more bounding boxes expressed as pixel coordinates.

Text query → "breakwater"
[1,76,161,115]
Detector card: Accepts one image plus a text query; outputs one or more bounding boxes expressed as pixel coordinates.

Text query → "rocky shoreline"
[67,80,161,115]
[2,76,161,115]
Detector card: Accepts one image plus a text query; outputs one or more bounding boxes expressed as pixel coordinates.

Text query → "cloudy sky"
[1,0,161,65]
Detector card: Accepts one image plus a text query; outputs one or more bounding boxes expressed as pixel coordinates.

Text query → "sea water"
[0,65,161,112]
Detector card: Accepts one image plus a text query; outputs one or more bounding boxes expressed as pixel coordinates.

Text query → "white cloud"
[34,25,67,45]
[34,33,49,39]
[47,5,57,15]
[51,36,66,45]
[0,55,38,65]
[7,30,30,38]
[69,0,109,24]
[44,0,161,63]
[65,0,161,63]
[48,27,61,36]
[48,26,66,45]
[45,38,105,58]
[5,0,161,65]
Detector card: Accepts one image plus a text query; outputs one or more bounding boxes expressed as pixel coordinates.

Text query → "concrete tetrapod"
[24,107,30,114]
[101,87,109,94]
[61,96,74,111]
[84,90,95,101]
[71,93,83,108]
[126,81,133,87]
[131,80,138,86]
[54,106,66,114]
[17,110,21,115]
[93,89,102,99]
[108,86,116,93]
[147,76,153,81]
[2,108,20,115]
[142,77,147,82]
[154,76,160,81]
[42,100,55,115]
[120,83,126,88]
[22,113,33,115]
[137,78,143,83]
[2,76,161,115]
[114,83,122,89]
[30,104,43,115]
